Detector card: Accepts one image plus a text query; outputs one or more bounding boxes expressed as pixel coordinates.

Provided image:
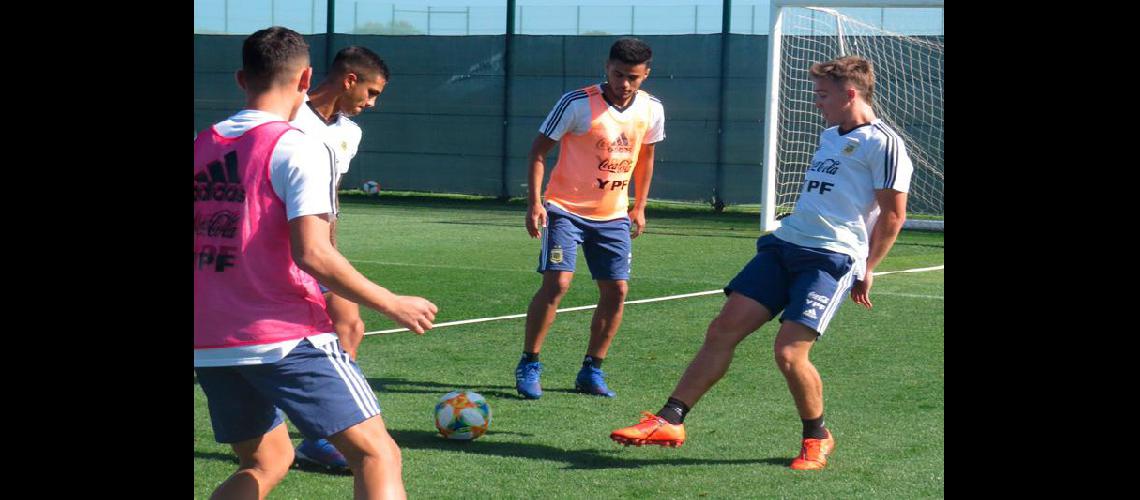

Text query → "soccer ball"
[361,180,380,195]
[434,391,491,441]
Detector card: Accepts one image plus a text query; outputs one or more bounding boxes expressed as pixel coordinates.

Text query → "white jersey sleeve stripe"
[542,91,587,137]
[873,123,899,190]
[323,142,338,217]
[542,90,588,137]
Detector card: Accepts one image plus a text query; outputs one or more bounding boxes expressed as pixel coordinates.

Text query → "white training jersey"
[291,95,363,178]
[213,109,338,220]
[539,84,666,144]
[773,118,913,279]
[195,109,339,367]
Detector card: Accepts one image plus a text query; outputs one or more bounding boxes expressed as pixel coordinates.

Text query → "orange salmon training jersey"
[541,84,665,220]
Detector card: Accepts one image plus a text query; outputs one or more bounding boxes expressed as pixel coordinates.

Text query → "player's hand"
[850,273,873,309]
[526,203,547,239]
[628,207,647,239]
[387,295,438,334]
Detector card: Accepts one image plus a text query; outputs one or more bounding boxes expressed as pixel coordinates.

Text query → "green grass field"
[194,194,945,498]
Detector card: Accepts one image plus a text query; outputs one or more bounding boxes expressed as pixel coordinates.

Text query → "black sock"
[656,397,690,425]
[522,351,540,363]
[582,355,603,369]
[802,415,827,439]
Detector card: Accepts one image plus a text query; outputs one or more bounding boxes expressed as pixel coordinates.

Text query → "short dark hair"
[242,26,310,93]
[331,46,390,81]
[608,38,652,66]
[810,55,875,104]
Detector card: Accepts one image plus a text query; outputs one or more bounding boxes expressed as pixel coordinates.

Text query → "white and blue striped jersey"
[538,84,665,144]
[773,118,913,279]
[291,95,363,177]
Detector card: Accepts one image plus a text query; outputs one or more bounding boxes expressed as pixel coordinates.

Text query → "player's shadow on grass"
[194,449,355,476]
[195,451,238,465]
[366,377,605,400]
[367,377,516,397]
[387,429,786,470]
[196,435,789,473]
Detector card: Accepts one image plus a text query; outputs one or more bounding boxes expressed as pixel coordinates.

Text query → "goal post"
[761,0,944,232]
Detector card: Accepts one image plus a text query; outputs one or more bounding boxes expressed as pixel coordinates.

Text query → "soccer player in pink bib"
[194,27,436,499]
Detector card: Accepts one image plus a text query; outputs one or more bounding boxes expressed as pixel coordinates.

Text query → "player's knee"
[350,318,365,337]
[600,280,628,300]
[773,345,807,373]
[347,433,401,471]
[543,279,573,298]
[703,318,740,350]
[384,436,402,466]
[241,448,293,484]
[268,452,294,483]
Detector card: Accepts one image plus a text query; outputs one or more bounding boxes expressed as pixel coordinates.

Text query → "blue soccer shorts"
[724,234,857,336]
[537,203,632,281]
[195,337,381,444]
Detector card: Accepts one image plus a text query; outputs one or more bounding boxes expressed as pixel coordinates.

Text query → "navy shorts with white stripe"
[195,338,381,443]
[724,233,856,336]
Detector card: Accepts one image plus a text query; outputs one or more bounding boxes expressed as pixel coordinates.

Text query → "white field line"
[363,265,944,336]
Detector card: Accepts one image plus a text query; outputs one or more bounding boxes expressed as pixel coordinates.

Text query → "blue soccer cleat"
[515,358,544,399]
[295,438,349,472]
[575,365,616,398]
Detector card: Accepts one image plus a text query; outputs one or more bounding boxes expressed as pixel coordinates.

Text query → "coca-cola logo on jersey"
[808,158,841,175]
[597,158,633,173]
[194,210,240,239]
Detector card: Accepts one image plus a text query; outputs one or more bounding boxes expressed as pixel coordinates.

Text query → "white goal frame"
[761,0,944,232]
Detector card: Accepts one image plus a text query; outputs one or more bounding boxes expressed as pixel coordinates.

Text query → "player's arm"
[628,142,656,238]
[851,189,907,309]
[290,216,436,333]
[277,133,436,333]
[526,133,558,239]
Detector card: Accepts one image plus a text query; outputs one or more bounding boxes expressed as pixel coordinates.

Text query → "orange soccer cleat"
[609,411,686,448]
[789,429,835,470]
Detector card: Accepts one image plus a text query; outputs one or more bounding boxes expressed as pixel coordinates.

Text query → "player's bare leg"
[774,320,835,470]
[773,321,823,421]
[523,271,575,354]
[516,271,574,399]
[576,279,628,397]
[586,279,628,359]
[669,293,772,406]
[327,415,406,500]
[211,422,294,500]
[610,293,771,446]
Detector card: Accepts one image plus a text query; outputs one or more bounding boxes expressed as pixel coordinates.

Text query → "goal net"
[761,1,944,231]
